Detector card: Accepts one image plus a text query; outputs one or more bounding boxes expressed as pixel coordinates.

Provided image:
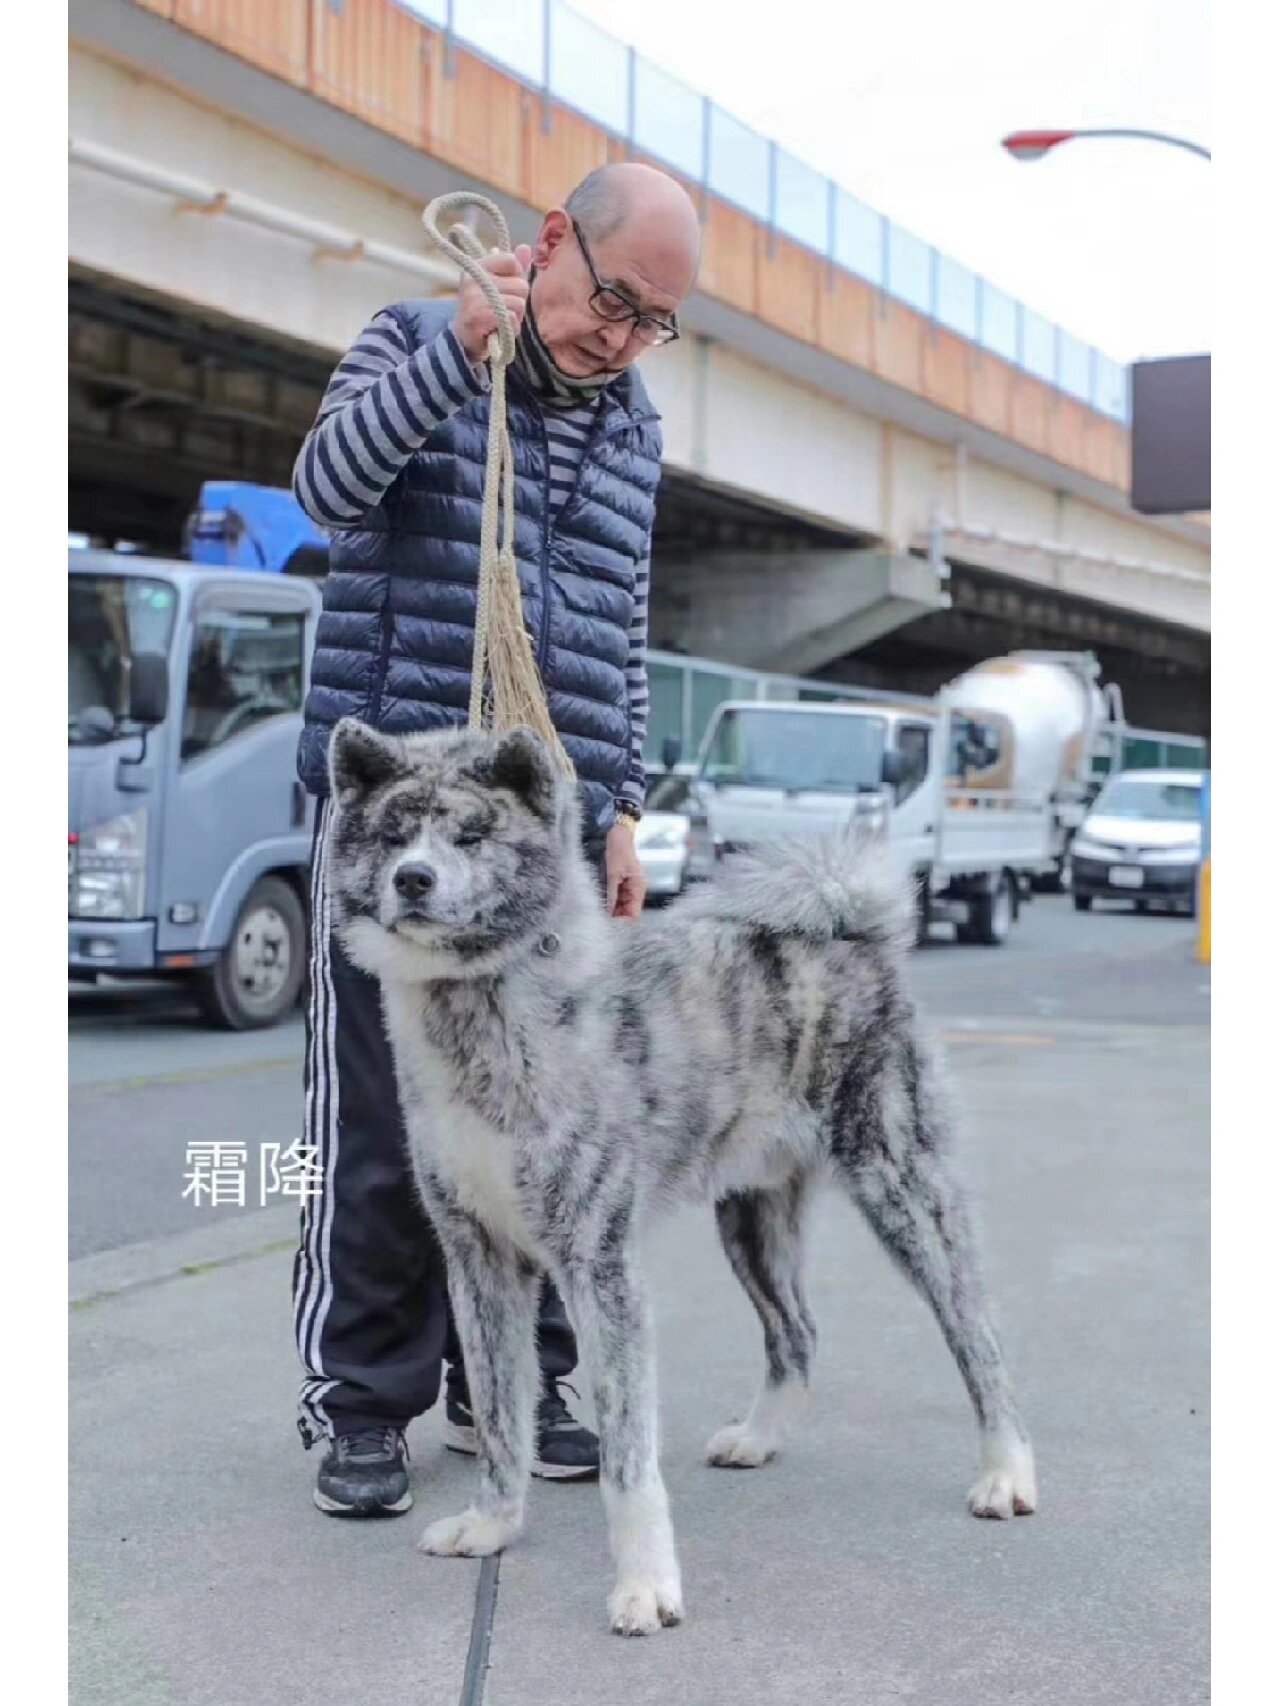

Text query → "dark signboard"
[1130,354,1211,515]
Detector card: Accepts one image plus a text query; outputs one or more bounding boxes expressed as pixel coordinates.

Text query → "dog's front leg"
[417,1211,540,1559]
[558,1254,683,1636]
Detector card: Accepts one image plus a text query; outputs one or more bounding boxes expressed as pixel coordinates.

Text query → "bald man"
[291,165,701,1516]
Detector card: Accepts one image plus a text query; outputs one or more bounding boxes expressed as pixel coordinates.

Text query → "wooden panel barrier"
[126,0,1130,490]
[755,233,822,346]
[1081,414,1117,488]
[815,268,875,372]
[922,326,971,418]
[970,353,1013,436]
[525,103,610,215]
[698,196,758,317]
[1047,395,1089,475]
[310,0,424,147]
[872,298,924,395]
[429,45,527,200]
[1009,373,1051,458]
[174,1,308,88]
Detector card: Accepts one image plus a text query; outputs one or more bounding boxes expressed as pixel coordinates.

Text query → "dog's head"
[326,720,576,979]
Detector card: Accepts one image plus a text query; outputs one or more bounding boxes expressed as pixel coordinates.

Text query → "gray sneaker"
[313,1426,412,1517]
[445,1382,600,1481]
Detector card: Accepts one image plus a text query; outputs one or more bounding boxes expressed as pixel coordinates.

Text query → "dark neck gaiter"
[513,276,615,407]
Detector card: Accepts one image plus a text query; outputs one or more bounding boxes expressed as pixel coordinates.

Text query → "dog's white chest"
[428,1102,528,1243]
[384,998,532,1248]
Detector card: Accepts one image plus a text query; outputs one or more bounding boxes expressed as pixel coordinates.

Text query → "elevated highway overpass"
[68,0,1210,733]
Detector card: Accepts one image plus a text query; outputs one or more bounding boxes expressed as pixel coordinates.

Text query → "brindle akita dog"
[324,719,1037,1636]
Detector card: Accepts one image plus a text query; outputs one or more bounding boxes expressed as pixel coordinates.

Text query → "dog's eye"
[379,820,412,849]
[455,831,483,850]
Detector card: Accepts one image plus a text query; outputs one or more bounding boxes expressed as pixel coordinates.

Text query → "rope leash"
[421,192,573,774]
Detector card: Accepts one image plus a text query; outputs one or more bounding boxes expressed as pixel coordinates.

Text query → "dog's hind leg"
[835,1048,1037,1519]
[416,1207,540,1559]
[707,1171,817,1468]
[556,1242,683,1637]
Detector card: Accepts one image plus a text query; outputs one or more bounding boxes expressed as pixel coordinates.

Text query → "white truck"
[686,651,1127,946]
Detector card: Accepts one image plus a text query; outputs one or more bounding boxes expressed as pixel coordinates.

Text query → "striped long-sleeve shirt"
[293,311,650,813]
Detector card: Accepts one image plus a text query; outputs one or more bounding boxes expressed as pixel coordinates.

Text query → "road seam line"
[459,1555,501,1706]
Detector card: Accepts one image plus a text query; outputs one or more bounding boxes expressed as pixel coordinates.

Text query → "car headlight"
[1142,842,1201,864]
[640,826,685,852]
[1071,837,1110,860]
[70,808,149,919]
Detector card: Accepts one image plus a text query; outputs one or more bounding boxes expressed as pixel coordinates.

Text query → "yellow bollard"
[1196,857,1210,963]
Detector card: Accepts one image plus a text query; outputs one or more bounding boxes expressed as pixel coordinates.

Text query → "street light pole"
[1002,128,1211,163]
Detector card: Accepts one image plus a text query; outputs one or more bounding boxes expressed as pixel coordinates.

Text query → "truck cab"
[68,550,321,1026]
[689,697,1057,946]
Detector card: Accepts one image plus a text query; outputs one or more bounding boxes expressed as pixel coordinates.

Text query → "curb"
[70,1205,298,1307]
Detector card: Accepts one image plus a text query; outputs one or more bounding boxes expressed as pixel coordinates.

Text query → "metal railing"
[402,0,1131,423]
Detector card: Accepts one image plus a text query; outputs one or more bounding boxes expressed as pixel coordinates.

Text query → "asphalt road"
[67,894,1208,1260]
[70,891,1209,1705]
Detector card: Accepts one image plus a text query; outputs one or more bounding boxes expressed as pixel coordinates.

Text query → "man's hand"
[605,822,647,920]
[451,245,533,365]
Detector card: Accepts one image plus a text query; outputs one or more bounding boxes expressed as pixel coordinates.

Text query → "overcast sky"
[568,0,1210,365]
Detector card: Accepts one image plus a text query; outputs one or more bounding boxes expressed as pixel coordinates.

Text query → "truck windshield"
[1094,777,1202,822]
[69,574,177,738]
[704,708,886,793]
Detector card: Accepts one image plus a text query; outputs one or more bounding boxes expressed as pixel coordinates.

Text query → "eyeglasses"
[571,218,681,348]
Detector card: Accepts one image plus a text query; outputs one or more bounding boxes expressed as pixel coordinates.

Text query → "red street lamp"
[1003,128,1210,162]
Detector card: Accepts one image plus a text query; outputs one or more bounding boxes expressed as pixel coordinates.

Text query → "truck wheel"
[967,873,1015,946]
[1073,894,1093,913]
[197,876,306,1030]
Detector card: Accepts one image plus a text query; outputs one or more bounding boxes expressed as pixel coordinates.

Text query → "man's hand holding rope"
[451,244,532,366]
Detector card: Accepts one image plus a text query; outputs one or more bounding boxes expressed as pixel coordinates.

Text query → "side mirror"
[128,652,170,726]
[880,750,904,788]
[661,735,682,772]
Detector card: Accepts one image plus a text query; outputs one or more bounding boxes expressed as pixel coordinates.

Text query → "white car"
[637,768,697,902]
[1068,769,1204,915]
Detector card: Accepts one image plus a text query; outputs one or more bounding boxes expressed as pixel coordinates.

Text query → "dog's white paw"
[608,1576,684,1636]
[704,1422,779,1469]
[417,1507,520,1557]
[968,1446,1038,1520]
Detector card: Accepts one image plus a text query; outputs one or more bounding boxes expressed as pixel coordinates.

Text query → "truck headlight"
[640,826,684,852]
[70,808,148,920]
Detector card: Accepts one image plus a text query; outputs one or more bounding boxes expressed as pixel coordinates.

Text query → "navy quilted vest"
[297,298,663,837]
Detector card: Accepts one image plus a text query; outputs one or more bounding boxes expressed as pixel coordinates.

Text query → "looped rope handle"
[421,191,517,368]
[419,192,570,774]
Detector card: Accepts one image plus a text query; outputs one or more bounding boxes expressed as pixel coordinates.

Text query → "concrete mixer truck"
[946,651,1127,889]
[688,650,1129,946]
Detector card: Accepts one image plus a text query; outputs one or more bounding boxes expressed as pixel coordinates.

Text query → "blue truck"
[68,483,326,1028]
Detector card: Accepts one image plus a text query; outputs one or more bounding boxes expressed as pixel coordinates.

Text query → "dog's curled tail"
[678,824,915,954]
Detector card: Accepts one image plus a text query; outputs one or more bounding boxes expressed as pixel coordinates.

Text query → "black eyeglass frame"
[570,217,681,348]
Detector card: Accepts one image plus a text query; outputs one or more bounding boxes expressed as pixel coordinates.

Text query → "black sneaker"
[444,1382,600,1481]
[313,1426,412,1517]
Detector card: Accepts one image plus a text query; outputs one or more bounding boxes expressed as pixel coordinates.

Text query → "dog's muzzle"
[390,860,439,926]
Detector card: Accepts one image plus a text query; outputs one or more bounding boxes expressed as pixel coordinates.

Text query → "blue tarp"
[185,482,328,574]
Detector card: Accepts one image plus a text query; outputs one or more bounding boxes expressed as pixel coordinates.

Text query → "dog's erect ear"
[482,726,557,819]
[329,718,401,805]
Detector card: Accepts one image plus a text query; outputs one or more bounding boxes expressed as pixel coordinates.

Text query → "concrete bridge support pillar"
[649,547,950,676]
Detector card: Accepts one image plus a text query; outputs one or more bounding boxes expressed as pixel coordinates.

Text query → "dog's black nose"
[393,862,436,902]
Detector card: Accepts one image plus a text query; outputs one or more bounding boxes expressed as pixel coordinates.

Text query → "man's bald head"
[528,164,701,381]
[566,162,702,256]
